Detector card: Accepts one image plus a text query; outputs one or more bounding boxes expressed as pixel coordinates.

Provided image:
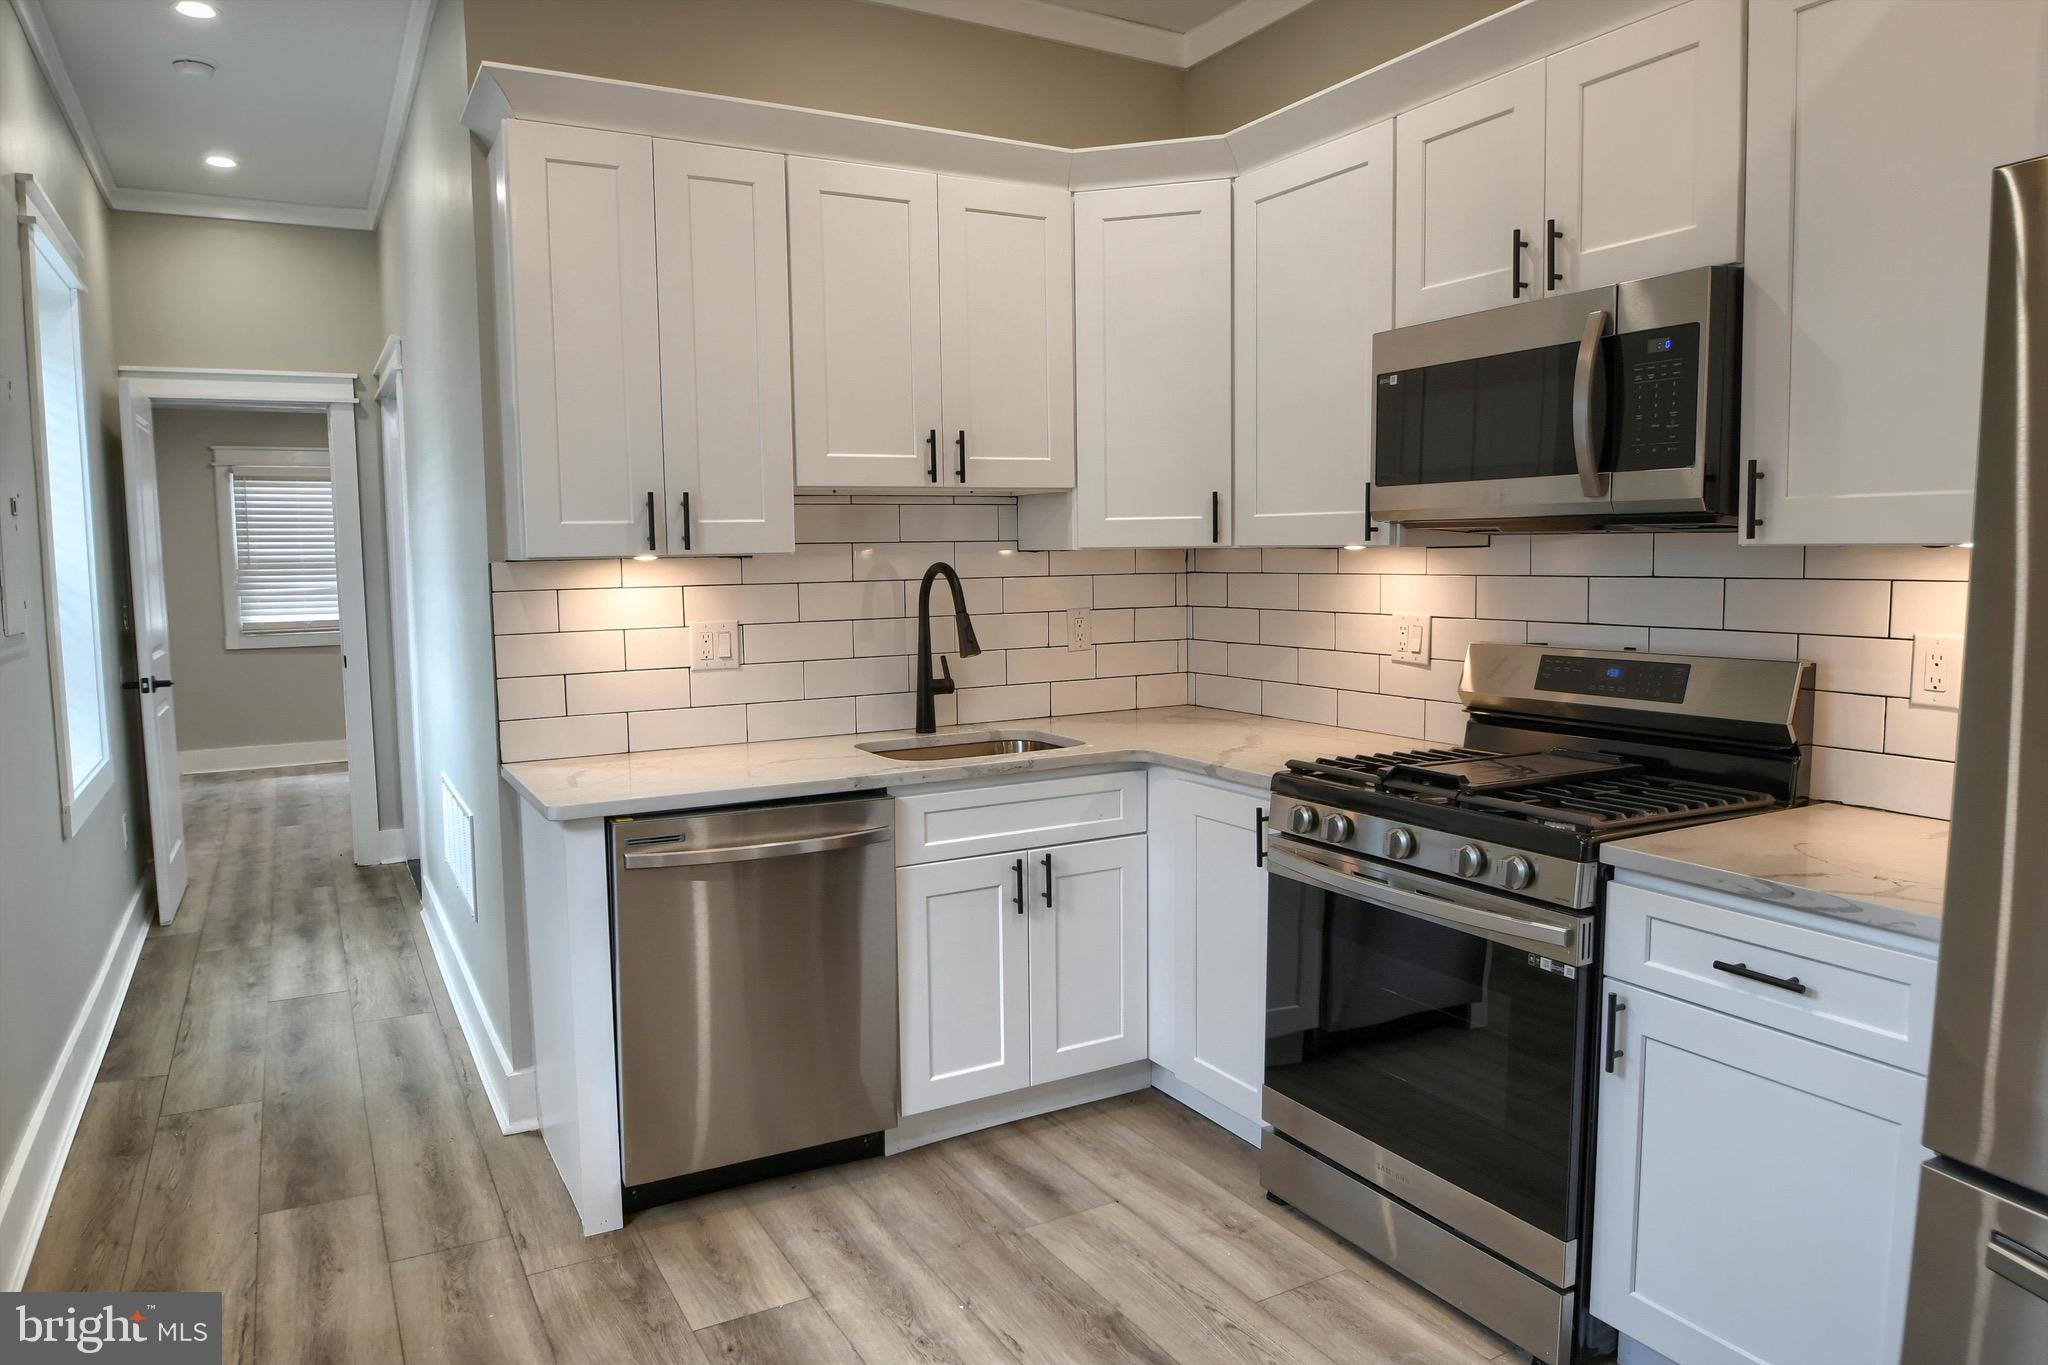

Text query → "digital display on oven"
[1533,654,1691,703]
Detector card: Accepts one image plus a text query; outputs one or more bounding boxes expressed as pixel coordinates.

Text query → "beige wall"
[463,0,1184,147]
[154,408,346,756]
[0,0,146,1249]
[1185,0,1516,135]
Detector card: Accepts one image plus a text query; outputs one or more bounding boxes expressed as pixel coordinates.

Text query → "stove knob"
[1288,805,1320,835]
[1384,827,1417,860]
[1501,855,1535,891]
[1455,844,1489,879]
[1325,813,1356,843]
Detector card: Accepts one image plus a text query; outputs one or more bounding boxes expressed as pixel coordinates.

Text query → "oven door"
[1262,836,1596,1287]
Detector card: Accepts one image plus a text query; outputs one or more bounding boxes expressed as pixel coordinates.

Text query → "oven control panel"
[1533,653,1691,704]
[1268,798,1600,910]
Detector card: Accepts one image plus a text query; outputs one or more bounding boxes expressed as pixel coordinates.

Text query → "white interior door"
[1543,0,1744,293]
[938,175,1074,491]
[1233,122,1393,547]
[1029,834,1147,1085]
[789,157,941,489]
[1394,61,1547,325]
[118,392,188,923]
[897,852,1030,1115]
[1073,180,1234,546]
[653,139,795,555]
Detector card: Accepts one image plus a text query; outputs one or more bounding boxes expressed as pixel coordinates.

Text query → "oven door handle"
[1267,840,1589,964]
[1572,308,1611,500]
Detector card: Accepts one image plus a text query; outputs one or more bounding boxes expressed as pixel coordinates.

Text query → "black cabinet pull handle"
[1013,857,1025,914]
[926,429,938,483]
[679,490,692,552]
[1744,460,1763,539]
[153,677,174,690]
[1512,228,1529,298]
[1041,852,1053,908]
[1604,992,1626,1073]
[1211,490,1221,544]
[124,677,174,693]
[1547,218,1563,289]
[644,490,657,553]
[1713,960,1808,995]
[955,430,966,483]
[1254,808,1266,867]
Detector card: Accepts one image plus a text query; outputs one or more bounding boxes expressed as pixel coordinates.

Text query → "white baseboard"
[419,879,537,1134]
[0,882,150,1291]
[1150,1063,1264,1146]
[179,739,347,774]
[885,1061,1151,1154]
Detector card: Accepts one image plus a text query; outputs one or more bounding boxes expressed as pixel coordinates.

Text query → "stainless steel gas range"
[1258,643,1815,1365]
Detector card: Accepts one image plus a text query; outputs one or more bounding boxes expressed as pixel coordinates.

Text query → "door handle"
[1041,852,1053,908]
[1013,857,1025,914]
[1989,1232,2048,1303]
[1712,960,1808,995]
[1511,227,1529,298]
[1572,309,1611,499]
[678,491,691,552]
[620,825,888,869]
[1547,218,1564,289]
[926,429,938,483]
[955,430,966,483]
[1604,992,1627,1073]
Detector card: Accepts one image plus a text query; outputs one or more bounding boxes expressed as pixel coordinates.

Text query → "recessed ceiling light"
[204,153,237,169]
[174,1,218,17]
[171,57,215,79]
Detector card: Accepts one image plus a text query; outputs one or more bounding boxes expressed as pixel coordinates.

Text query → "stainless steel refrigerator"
[1902,153,2048,1361]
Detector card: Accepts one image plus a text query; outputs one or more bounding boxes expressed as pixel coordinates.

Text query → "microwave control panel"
[1613,322,1700,471]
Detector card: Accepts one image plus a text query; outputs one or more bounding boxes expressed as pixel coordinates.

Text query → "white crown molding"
[859,0,1313,68]
[8,0,427,232]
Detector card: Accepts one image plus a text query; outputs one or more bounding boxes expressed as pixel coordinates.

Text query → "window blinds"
[228,467,339,633]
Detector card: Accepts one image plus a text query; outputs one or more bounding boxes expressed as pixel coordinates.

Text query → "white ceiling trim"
[7,0,431,233]
[860,0,1312,67]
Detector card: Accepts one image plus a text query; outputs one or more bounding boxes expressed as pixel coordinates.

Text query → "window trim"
[211,445,340,650]
[19,174,113,838]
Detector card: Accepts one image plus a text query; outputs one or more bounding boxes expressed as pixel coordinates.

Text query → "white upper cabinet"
[939,176,1075,492]
[1028,834,1147,1085]
[1394,63,1547,326]
[497,121,665,559]
[1743,0,2048,546]
[788,157,943,489]
[1234,122,1393,548]
[653,140,794,556]
[1066,179,1234,547]
[1543,0,1743,293]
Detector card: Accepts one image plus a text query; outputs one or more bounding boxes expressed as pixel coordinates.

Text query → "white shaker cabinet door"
[1591,984,1927,1365]
[1543,0,1743,293]
[1742,0,2048,545]
[653,139,794,555]
[1233,122,1392,548]
[938,176,1074,492]
[789,157,942,489]
[898,853,1031,1116]
[498,121,664,559]
[1073,180,1234,547]
[1028,834,1147,1086]
[1393,62,1547,326]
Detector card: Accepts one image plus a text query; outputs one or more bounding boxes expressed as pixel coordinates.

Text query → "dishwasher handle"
[621,825,890,869]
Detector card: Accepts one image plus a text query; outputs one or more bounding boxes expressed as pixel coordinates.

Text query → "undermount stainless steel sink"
[857,731,1082,762]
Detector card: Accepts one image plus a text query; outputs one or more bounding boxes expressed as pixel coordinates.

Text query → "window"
[20,176,112,837]
[212,448,339,648]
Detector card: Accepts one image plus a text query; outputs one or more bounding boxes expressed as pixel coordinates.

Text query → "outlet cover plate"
[1912,633,1962,709]
[1392,614,1431,665]
[692,620,741,670]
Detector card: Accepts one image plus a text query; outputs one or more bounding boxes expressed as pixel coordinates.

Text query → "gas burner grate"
[1458,774,1775,832]
[1283,747,1497,787]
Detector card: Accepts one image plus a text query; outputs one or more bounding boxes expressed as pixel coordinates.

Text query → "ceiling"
[11,0,432,230]
[1036,0,1244,33]
[865,0,1314,66]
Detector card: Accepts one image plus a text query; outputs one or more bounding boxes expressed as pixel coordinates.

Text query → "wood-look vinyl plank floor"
[30,768,1542,1365]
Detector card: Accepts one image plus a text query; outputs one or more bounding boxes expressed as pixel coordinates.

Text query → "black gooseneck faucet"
[915,561,982,734]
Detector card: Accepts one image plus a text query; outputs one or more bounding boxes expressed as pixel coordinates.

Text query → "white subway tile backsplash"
[1135,607,1187,641]
[1806,545,1971,581]
[1811,746,1954,820]
[1653,534,1803,578]
[559,586,684,632]
[1136,673,1188,708]
[1229,573,1299,609]
[491,590,558,635]
[500,714,629,763]
[1003,576,1092,613]
[1384,574,1476,618]
[1378,657,1463,703]
[1192,606,1261,643]
[900,503,1000,542]
[1525,622,1649,650]
[1261,549,1337,573]
[1724,579,1890,636]
[1007,647,1097,684]
[1051,549,1135,575]
[566,669,691,715]
[1532,533,1652,576]
[1425,701,1466,744]
[1194,547,1262,572]
[1054,677,1137,715]
[621,556,744,587]
[1261,610,1336,650]
[495,630,625,677]
[687,662,804,706]
[1799,635,1914,696]
[1647,628,1797,659]
[1432,619,1525,660]
[496,675,565,721]
[685,583,802,624]
[1335,613,1393,654]
[744,620,854,664]
[741,543,853,584]
[852,542,955,581]
[1090,608,1135,643]
[1299,575,1380,614]
[1885,697,1960,761]
[625,628,693,670]
[1263,681,1337,725]
[971,613,1049,650]
[1194,672,1261,713]
[949,650,1010,688]
[800,580,905,620]
[1812,691,1885,751]
[1297,648,1377,693]
[1890,580,1969,638]
[1188,639,1229,674]
[1426,536,1531,576]
[1479,577,1585,622]
[491,559,620,590]
[748,697,857,742]
[1340,690,1425,737]
[1097,641,1178,677]
[955,542,1047,577]
[1228,643,1297,682]
[1093,574,1176,608]
[1588,577,1721,628]
[1187,573,1228,606]
[630,705,748,751]
[1134,549,1188,573]
[958,683,1050,724]
[803,655,912,698]
[1341,546,1427,574]
[795,502,900,543]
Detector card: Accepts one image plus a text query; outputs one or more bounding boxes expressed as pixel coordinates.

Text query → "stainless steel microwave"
[1372,264,1740,531]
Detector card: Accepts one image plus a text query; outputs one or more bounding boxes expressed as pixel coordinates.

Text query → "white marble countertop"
[1601,803,1949,942]
[502,705,1430,821]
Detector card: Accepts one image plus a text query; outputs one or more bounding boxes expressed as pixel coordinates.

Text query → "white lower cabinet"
[898,833,1146,1116]
[1147,772,1269,1126]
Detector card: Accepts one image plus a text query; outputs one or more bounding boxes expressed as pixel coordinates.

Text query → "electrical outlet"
[1066,608,1090,652]
[1392,613,1431,665]
[1913,633,1962,709]
[691,620,740,671]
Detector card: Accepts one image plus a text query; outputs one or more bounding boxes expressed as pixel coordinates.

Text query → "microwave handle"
[1572,309,1611,499]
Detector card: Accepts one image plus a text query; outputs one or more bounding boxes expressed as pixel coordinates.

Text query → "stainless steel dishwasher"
[611,794,896,1208]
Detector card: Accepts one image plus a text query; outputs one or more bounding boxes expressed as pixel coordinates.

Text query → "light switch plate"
[1392,614,1431,665]
[1912,633,1962,709]
[692,620,740,671]
[1066,609,1090,652]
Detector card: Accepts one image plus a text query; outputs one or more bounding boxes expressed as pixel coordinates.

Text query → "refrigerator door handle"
[1988,1231,2048,1303]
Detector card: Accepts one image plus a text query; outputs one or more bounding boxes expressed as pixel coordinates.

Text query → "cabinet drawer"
[1605,880,1937,1073]
[895,770,1145,866]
